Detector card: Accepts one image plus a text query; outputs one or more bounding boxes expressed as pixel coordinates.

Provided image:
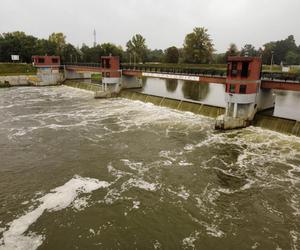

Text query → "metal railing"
[120,64,227,77]
[61,63,300,83]
[64,62,101,68]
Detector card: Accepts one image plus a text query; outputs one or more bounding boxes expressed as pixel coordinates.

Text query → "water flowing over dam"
[0,86,300,249]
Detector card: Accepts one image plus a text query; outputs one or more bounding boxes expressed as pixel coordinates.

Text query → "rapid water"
[0,86,299,250]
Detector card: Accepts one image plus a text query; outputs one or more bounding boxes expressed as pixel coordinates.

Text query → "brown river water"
[0,86,299,250]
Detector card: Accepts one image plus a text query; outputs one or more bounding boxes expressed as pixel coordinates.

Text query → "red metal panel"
[198,76,226,84]
[261,81,300,91]
[32,56,60,66]
[122,70,143,77]
[65,66,102,72]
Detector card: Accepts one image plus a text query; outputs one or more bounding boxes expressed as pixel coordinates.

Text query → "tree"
[78,43,123,63]
[48,32,66,55]
[101,43,123,59]
[285,51,299,65]
[262,42,276,65]
[0,31,38,62]
[35,39,57,56]
[126,34,147,63]
[262,35,298,64]
[61,43,80,63]
[240,44,259,57]
[164,46,179,63]
[226,43,239,56]
[48,32,66,47]
[220,43,240,62]
[211,53,226,64]
[146,49,164,62]
[182,27,214,64]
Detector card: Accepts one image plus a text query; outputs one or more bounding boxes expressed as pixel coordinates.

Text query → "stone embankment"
[0,75,39,87]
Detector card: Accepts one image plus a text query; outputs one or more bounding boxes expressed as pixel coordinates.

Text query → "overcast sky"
[1,0,300,52]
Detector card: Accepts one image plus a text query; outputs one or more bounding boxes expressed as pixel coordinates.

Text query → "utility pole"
[270,51,274,73]
[93,29,97,47]
[133,52,136,69]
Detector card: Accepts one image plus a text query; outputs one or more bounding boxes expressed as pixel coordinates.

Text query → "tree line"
[0,29,300,65]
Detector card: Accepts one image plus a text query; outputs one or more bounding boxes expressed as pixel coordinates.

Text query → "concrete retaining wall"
[120,90,300,137]
[253,114,300,137]
[119,90,225,118]
[0,75,38,86]
[64,81,103,92]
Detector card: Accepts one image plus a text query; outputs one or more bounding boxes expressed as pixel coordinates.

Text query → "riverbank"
[0,63,36,75]
[0,75,39,87]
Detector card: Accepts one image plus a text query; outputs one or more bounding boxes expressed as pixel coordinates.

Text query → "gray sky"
[1,0,300,52]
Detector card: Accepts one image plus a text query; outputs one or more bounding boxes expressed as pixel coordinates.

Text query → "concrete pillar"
[226,102,230,116]
[233,103,238,118]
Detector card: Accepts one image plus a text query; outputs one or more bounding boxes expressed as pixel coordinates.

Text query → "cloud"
[0,0,299,52]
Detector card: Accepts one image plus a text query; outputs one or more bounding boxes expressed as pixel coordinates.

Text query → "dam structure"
[215,56,274,129]
[31,55,300,133]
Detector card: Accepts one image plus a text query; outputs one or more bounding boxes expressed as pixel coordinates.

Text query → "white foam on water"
[290,194,300,217]
[290,230,300,250]
[182,231,199,249]
[0,175,110,250]
[159,150,177,162]
[132,201,140,209]
[153,240,161,249]
[251,242,260,249]
[72,196,90,211]
[184,144,195,151]
[162,160,173,166]
[89,228,95,236]
[107,164,131,180]
[205,224,225,238]
[124,178,158,192]
[120,159,148,175]
[178,160,193,167]
[177,186,190,200]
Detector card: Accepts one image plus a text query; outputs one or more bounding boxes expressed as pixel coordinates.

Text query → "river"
[0,86,299,250]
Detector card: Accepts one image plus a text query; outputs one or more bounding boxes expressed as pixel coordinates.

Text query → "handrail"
[60,63,300,83]
[64,62,101,68]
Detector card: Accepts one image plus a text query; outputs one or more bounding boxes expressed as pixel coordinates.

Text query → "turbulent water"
[0,86,300,250]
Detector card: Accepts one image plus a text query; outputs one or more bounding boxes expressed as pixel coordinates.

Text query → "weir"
[29,54,300,135]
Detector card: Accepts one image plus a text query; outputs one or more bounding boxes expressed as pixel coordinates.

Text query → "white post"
[233,103,238,118]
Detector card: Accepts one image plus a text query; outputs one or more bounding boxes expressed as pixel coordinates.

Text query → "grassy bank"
[91,73,102,81]
[0,63,36,76]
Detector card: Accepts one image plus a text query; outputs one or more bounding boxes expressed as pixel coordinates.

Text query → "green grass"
[262,64,282,72]
[91,73,102,81]
[0,63,36,75]
[289,67,300,74]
